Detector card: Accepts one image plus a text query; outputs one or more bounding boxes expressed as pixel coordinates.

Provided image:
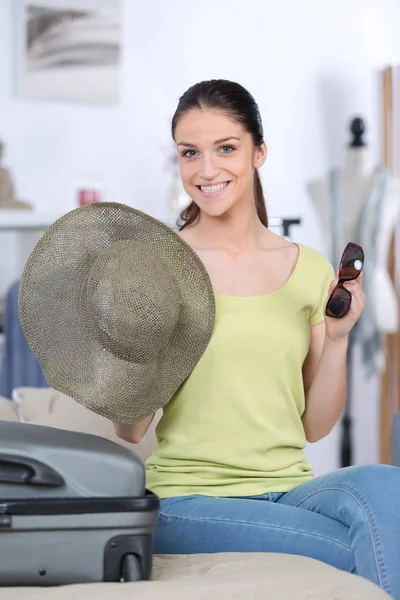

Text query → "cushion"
[0,395,18,421]
[10,386,160,462]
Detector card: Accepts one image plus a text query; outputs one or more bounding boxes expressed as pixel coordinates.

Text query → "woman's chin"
[197,197,233,218]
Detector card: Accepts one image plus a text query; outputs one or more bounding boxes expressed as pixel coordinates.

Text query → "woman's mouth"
[196,181,230,198]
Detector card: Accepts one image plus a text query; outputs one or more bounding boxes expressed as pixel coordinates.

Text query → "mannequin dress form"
[307,117,400,466]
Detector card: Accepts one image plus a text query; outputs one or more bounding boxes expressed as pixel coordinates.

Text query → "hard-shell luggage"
[0,420,159,586]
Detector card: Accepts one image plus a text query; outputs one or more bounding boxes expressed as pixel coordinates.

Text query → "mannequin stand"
[341,328,356,467]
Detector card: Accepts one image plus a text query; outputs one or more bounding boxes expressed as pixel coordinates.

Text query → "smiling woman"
[171,80,268,229]
[111,79,400,599]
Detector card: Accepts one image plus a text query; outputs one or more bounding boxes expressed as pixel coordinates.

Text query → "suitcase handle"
[0,454,65,487]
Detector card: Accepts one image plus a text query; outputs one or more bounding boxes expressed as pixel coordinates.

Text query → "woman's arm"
[301,322,348,442]
[113,413,154,444]
[301,273,364,443]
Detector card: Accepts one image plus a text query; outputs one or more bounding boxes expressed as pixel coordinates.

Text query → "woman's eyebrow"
[177,136,241,147]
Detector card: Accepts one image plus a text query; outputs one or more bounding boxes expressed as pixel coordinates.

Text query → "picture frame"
[13,0,122,104]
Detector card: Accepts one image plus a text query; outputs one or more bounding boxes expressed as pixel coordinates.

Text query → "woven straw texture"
[18,203,215,424]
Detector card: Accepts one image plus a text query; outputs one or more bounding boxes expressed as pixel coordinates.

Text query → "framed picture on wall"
[14,0,122,104]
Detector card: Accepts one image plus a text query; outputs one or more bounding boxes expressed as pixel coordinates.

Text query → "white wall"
[1,0,400,474]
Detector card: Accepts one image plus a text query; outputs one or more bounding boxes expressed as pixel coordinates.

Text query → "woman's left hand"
[325,272,365,343]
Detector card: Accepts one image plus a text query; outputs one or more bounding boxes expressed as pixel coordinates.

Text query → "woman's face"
[174,109,266,219]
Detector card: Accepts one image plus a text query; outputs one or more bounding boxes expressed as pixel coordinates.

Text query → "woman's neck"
[194,204,267,254]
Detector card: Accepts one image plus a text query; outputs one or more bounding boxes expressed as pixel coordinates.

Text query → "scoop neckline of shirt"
[213,242,303,300]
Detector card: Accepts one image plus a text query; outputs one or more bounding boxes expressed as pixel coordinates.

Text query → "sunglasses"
[325,242,364,319]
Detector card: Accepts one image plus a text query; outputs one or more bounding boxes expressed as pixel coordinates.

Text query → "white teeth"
[200,182,228,193]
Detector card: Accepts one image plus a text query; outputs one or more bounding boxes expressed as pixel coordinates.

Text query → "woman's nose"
[199,155,219,180]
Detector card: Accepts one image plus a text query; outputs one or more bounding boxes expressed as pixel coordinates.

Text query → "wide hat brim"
[18,202,215,423]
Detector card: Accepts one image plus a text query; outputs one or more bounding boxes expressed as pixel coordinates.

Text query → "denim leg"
[277,464,400,598]
[155,492,354,573]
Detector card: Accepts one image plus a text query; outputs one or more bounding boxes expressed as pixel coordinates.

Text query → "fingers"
[327,270,365,320]
[343,279,365,314]
[344,272,364,296]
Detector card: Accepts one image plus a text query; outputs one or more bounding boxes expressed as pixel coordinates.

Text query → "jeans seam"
[292,486,386,591]
[158,511,351,551]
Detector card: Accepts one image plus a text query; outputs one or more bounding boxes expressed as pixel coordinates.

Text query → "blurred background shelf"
[0,210,63,230]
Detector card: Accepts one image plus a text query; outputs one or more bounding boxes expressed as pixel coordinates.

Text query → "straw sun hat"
[18,202,215,424]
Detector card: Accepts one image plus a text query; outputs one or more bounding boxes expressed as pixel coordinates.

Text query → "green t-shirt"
[146,244,335,499]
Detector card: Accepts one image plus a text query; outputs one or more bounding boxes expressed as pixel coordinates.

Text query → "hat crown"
[83,239,181,362]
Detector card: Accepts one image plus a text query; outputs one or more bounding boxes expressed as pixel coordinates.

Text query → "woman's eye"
[182,149,198,158]
[219,145,235,154]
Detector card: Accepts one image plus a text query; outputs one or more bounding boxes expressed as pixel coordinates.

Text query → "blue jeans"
[154,464,400,598]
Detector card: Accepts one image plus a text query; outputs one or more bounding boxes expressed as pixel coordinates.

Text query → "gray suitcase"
[0,420,159,587]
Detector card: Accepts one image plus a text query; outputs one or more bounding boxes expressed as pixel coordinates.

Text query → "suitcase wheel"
[120,553,143,582]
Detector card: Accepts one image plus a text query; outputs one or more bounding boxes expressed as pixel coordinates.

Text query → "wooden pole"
[395,66,400,418]
[379,66,392,464]
[379,65,400,464]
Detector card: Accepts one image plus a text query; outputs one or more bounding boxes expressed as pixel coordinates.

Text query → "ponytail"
[177,200,200,230]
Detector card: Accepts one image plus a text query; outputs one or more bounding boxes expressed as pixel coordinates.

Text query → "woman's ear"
[253,143,267,169]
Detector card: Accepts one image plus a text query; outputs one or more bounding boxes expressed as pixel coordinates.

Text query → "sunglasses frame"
[325,242,364,319]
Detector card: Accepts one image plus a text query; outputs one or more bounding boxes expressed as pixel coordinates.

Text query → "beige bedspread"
[1,553,391,599]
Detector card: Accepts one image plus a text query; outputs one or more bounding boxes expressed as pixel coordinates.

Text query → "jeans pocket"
[158,511,181,524]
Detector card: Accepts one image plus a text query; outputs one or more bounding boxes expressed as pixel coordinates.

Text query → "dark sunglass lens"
[340,243,364,281]
[325,287,352,318]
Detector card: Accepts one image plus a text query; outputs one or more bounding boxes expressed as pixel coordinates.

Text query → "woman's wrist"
[324,331,349,348]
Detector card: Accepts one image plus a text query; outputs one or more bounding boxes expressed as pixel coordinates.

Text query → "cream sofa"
[0,388,391,600]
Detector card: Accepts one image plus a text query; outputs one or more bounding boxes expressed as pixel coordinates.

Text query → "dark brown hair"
[171,79,268,230]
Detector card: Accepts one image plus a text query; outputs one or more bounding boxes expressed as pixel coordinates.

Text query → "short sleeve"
[309,259,335,326]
